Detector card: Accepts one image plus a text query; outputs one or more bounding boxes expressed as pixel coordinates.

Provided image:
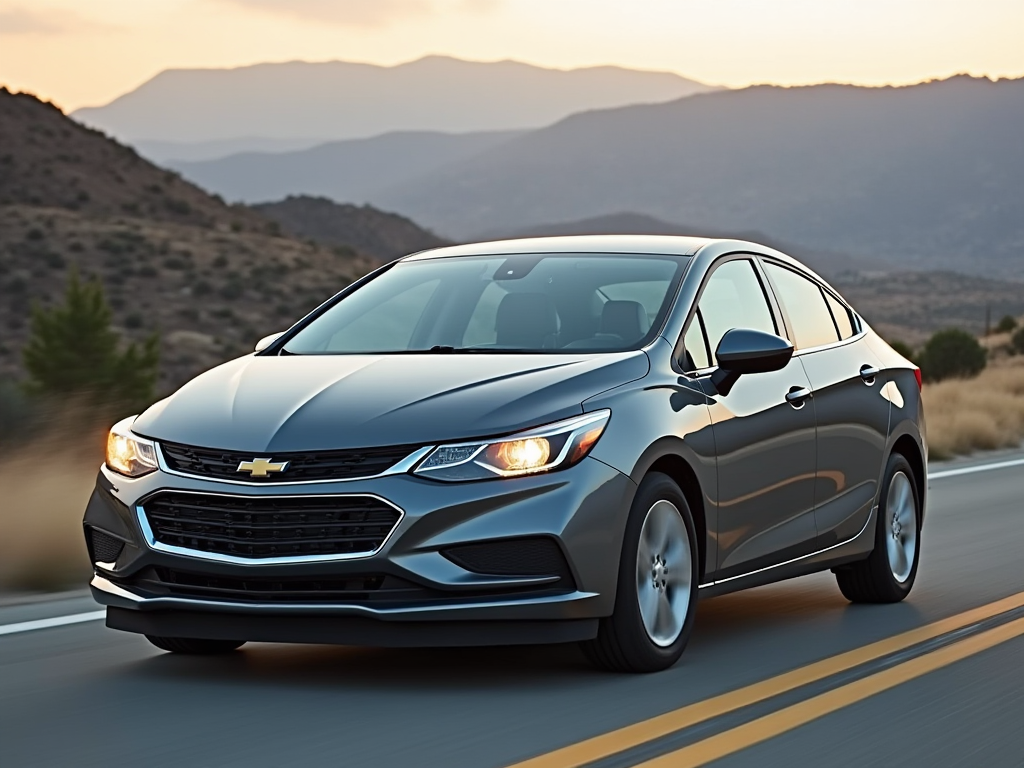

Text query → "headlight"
[414,410,610,482]
[105,417,158,478]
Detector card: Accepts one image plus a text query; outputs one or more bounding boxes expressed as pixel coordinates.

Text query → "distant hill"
[493,212,883,278]
[171,130,523,205]
[0,89,372,391]
[136,137,330,164]
[251,196,449,261]
[72,55,717,146]
[376,75,1024,279]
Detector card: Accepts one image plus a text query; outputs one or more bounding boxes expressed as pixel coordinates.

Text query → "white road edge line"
[930,457,1024,480]
[0,610,106,637]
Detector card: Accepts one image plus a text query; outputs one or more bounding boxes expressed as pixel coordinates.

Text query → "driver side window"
[683,259,777,369]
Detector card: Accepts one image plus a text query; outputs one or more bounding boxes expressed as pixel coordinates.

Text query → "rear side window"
[691,259,777,366]
[824,291,857,340]
[763,263,839,350]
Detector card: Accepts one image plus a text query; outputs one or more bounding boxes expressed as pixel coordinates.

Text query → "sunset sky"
[1,0,1022,111]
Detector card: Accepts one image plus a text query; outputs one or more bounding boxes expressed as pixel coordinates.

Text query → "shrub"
[888,340,915,362]
[22,269,159,412]
[918,328,986,382]
[995,315,1018,334]
[1012,327,1024,356]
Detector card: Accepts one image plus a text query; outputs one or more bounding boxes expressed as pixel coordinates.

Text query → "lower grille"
[442,537,572,579]
[141,492,402,560]
[89,528,125,563]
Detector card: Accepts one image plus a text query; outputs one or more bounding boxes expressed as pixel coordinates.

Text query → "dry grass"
[0,424,105,591]
[923,356,1024,460]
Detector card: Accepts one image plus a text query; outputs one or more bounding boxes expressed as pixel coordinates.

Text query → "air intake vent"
[442,538,572,580]
[89,529,125,563]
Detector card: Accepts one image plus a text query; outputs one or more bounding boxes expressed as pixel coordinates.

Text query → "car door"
[679,257,819,581]
[761,261,890,547]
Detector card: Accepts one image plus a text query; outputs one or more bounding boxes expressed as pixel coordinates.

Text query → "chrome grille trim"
[135,490,405,565]
[154,444,434,486]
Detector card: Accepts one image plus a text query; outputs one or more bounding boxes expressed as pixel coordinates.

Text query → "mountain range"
[71,56,715,158]
[158,74,1024,280]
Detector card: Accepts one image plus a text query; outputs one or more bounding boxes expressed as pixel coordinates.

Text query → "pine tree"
[22,269,159,410]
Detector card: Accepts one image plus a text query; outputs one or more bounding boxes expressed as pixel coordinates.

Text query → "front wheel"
[581,472,699,673]
[146,636,246,655]
[835,452,921,603]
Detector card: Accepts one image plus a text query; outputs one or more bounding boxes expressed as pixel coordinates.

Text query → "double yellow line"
[509,591,1024,768]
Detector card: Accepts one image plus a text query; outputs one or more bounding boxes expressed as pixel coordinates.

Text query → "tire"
[581,472,700,673]
[835,452,921,603]
[146,636,246,655]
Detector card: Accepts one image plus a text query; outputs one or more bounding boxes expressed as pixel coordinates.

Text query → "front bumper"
[84,456,635,646]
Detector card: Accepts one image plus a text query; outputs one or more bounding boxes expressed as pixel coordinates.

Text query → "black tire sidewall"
[875,453,922,597]
[611,472,700,670]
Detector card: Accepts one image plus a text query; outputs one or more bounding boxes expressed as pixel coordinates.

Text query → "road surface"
[3,452,1024,768]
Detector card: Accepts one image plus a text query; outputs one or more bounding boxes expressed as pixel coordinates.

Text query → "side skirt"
[697,506,877,599]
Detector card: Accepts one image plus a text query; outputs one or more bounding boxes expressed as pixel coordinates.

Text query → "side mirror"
[710,328,794,396]
[254,332,285,353]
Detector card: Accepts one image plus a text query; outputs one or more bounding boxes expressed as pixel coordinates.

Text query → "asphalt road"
[3,452,1024,768]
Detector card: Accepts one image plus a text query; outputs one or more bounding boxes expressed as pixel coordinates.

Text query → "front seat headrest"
[495,292,560,348]
[600,300,649,343]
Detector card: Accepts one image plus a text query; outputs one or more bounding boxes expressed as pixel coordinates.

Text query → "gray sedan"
[85,235,926,672]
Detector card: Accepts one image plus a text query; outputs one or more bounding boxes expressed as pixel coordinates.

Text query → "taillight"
[913,368,922,390]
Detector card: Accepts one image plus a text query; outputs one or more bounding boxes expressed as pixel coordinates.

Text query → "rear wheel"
[146,636,246,655]
[581,472,699,673]
[835,452,921,603]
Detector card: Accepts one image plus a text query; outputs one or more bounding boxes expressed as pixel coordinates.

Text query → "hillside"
[495,212,1024,344]
[171,130,523,204]
[0,89,372,391]
[72,55,716,147]
[251,196,449,261]
[375,75,1024,279]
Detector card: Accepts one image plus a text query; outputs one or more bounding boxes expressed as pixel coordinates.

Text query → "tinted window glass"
[682,311,710,370]
[284,253,687,354]
[824,291,856,340]
[764,263,840,349]
[697,259,777,364]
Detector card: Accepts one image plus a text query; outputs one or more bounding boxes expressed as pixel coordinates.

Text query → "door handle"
[860,364,880,384]
[786,386,812,407]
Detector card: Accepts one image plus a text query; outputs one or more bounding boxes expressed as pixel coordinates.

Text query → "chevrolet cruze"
[85,236,926,672]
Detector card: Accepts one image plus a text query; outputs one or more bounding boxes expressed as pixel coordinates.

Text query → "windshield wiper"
[424,345,509,354]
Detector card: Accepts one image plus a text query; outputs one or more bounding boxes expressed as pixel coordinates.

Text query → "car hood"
[132,352,649,451]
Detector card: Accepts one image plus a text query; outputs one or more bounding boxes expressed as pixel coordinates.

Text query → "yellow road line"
[639,614,1024,767]
[507,591,1024,768]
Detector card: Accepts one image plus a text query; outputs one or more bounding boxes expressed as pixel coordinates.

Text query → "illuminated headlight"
[105,417,158,478]
[414,410,610,481]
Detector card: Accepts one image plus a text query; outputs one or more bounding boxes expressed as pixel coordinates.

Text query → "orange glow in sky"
[1,0,1022,111]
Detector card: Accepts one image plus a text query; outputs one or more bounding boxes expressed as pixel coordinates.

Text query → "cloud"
[0,6,114,36]
[219,0,498,27]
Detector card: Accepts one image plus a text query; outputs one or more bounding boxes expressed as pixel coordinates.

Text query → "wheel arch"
[891,433,926,525]
[631,444,711,583]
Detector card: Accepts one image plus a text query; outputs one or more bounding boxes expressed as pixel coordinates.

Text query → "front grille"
[159,440,420,482]
[442,537,572,579]
[89,528,125,563]
[142,492,401,560]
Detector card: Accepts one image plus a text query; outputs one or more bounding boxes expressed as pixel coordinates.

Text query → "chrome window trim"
[135,489,406,565]
[154,443,435,486]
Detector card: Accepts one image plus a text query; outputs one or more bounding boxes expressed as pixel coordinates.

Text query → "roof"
[402,234,712,261]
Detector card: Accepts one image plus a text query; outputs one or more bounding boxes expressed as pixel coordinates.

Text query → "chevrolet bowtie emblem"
[236,458,289,477]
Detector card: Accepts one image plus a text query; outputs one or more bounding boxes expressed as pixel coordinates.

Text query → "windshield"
[283,253,689,354]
